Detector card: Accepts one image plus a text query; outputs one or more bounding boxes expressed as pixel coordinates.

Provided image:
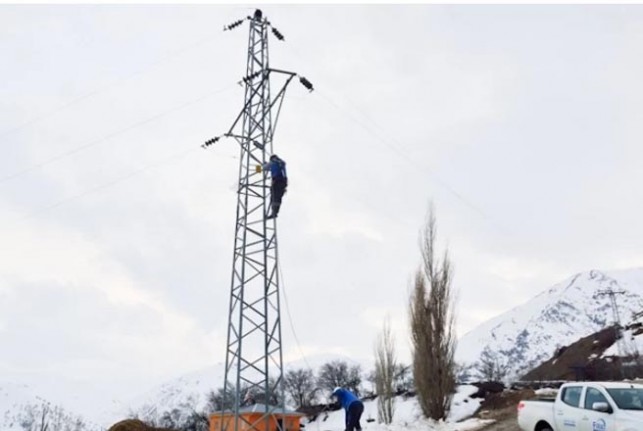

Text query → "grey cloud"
[1,4,642,402]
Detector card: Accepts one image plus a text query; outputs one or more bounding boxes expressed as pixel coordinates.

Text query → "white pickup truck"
[517,381,643,431]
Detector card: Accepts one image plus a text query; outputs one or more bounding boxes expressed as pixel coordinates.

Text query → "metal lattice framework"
[597,287,627,357]
[203,9,312,431]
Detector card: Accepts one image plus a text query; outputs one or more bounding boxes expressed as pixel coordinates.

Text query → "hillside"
[522,318,643,382]
[5,268,643,429]
[456,269,643,380]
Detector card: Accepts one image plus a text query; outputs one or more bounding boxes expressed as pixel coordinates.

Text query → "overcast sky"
[1,4,642,403]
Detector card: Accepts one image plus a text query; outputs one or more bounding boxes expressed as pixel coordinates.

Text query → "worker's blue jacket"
[264,158,287,179]
[332,388,360,411]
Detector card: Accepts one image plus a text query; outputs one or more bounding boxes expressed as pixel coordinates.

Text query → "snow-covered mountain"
[123,362,225,426]
[7,268,643,428]
[456,268,643,380]
[120,268,643,425]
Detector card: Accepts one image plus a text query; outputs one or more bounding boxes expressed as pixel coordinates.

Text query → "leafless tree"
[205,381,252,411]
[393,364,413,393]
[39,404,50,431]
[409,205,457,420]
[283,368,317,408]
[374,318,396,424]
[477,346,510,382]
[317,360,362,396]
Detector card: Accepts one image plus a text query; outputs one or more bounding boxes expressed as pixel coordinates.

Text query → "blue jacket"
[332,388,360,411]
[264,158,287,179]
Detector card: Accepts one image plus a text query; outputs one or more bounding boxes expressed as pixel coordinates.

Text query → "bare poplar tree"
[409,206,457,420]
[374,318,396,424]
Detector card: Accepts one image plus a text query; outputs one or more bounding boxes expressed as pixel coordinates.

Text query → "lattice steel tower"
[597,285,626,357]
[203,9,313,431]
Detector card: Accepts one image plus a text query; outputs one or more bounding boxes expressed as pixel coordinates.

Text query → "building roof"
[211,403,305,416]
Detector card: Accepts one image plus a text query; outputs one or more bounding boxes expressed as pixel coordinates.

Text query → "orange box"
[210,404,304,431]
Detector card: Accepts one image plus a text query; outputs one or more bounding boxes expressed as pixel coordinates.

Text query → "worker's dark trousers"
[346,400,364,431]
[270,177,287,216]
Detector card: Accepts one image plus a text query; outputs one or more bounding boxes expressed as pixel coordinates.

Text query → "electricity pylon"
[597,286,627,357]
[203,9,313,431]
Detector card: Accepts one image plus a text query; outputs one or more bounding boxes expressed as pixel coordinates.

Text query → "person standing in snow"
[261,154,288,219]
[332,387,364,431]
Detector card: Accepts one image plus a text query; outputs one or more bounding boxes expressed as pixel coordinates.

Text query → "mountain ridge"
[456,268,643,379]
[4,268,643,428]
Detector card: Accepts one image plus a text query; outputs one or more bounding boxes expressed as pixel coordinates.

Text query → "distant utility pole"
[596,287,627,357]
[203,9,313,431]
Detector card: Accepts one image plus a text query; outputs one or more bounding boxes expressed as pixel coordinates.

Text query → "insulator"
[225,19,244,31]
[254,9,263,21]
[271,27,285,41]
[299,76,314,92]
[203,136,220,148]
[243,70,263,84]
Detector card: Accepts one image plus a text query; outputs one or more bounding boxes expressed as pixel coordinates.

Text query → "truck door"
[555,385,584,430]
[578,387,615,431]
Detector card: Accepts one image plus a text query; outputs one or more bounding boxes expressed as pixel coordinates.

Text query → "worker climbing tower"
[203,9,313,431]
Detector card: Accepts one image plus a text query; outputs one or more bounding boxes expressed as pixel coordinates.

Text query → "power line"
[315,90,490,218]
[312,89,512,237]
[0,28,227,144]
[12,146,201,224]
[10,146,237,224]
[278,258,315,374]
[0,84,237,185]
[285,42,392,137]
[282,40,507,233]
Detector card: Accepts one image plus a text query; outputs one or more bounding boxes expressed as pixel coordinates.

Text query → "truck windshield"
[606,389,643,410]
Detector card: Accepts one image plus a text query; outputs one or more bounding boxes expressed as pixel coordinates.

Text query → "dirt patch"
[107,419,177,431]
[479,389,535,411]
[520,325,643,381]
[471,388,535,431]
[476,413,521,431]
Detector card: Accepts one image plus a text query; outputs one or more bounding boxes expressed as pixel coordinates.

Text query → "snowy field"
[0,381,492,431]
[122,383,492,431]
[603,327,643,358]
[306,386,491,431]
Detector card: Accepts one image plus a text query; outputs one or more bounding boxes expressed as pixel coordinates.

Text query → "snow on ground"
[534,388,558,397]
[456,269,643,380]
[448,386,484,422]
[603,327,643,358]
[306,386,490,431]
